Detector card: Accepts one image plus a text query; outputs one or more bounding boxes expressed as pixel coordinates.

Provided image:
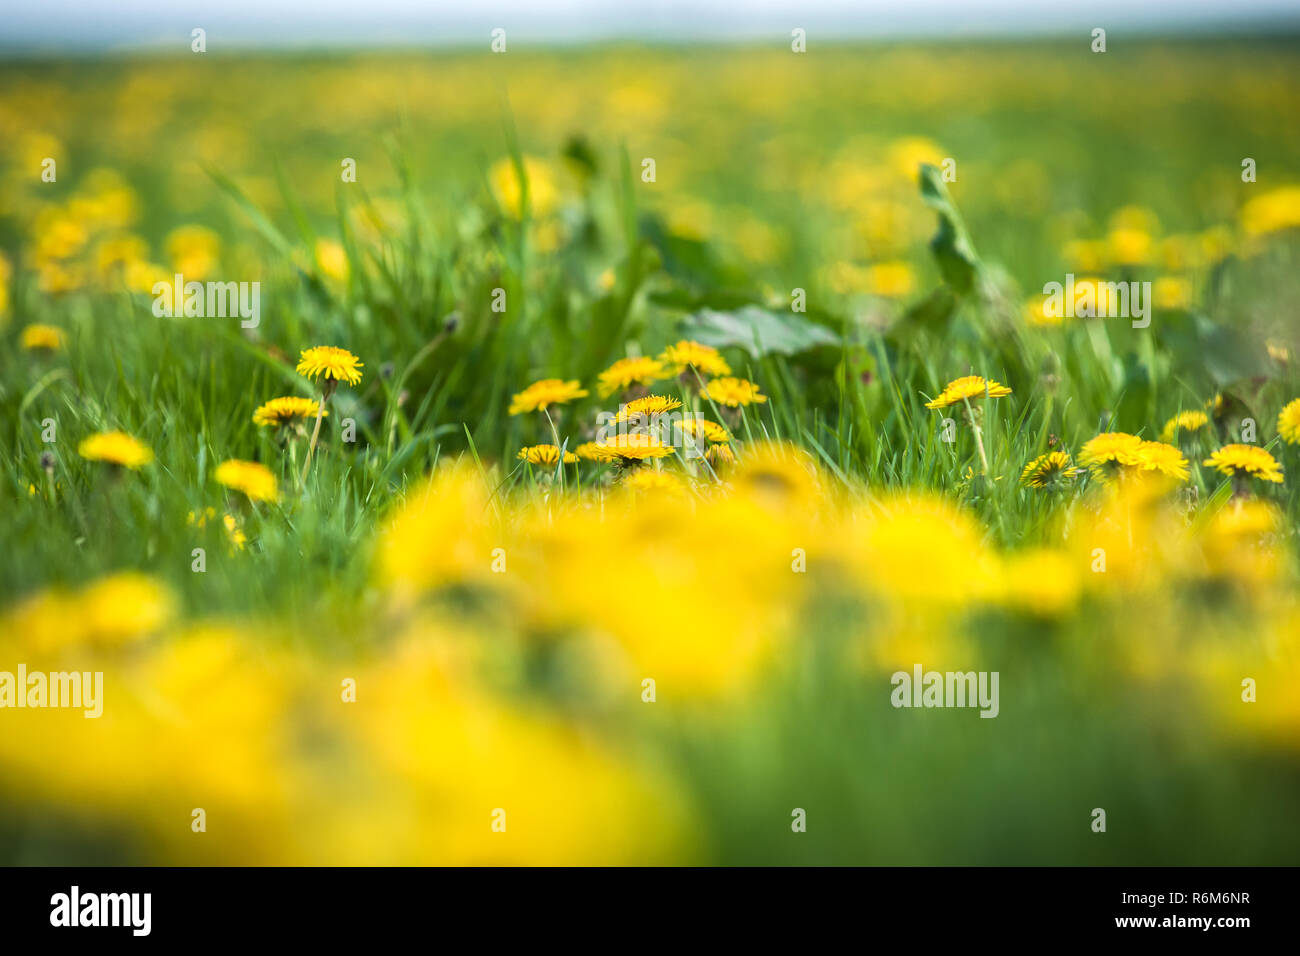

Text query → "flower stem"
[300,379,336,486]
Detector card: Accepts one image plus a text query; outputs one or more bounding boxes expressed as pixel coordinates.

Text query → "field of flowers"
[2,38,1300,864]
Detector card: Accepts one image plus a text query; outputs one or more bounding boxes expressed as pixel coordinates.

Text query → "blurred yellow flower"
[508,378,588,415]
[78,430,153,469]
[489,155,560,219]
[705,377,767,407]
[1159,409,1208,443]
[215,459,279,502]
[597,356,669,397]
[20,323,65,351]
[659,340,730,377]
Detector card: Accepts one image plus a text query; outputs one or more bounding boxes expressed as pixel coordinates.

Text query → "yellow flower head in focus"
[253,396,326,428]
[659,340,731,377]
[595,433,674,462]
[1019,451,1080,488]
[1077,432,1143,481]
[1203,444,1284,484]
[705,377,768,407]
[78,431,153,469]
[517,444,578,466]
[597,356,669,397]
[20,324,66,352]
[509,378,588,415]
[215,459,280,502]
[613,394,683,423]
[924,375,1011,409]
[297,345,363,386]
[1277,398,1300,444]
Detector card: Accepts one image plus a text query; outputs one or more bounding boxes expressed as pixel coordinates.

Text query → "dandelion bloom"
[596,433,674,461]
[297,346,363,386]
[489,155,560,219]
[575,441,618,462]
[705,443,736,466]
[705,377,768,407]
[676,417,731,443]
[613,394,683,423]
[1277,398,1300,444]
[1019,451,1079,488]
[20,324,65,352]
[659,340,731,377]
[517,444,577,465]
[215,459,280,502]
[1203,444,1284,483]
[597,356,669,397]
[925,376,1011,410]
[509,378,588,415]
[620,469,686,494]
[253,396,326,427]
[1159,410,1209,443]
[1135,440,1190,482]
[1077,432,1143,480]
[78,430,153,469]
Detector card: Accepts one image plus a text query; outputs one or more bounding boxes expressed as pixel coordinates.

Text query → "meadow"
[2,37,1300,864]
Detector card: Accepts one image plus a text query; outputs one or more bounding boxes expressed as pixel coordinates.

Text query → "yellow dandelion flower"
[613,394,683,423]
[595,433,674,461]
[78,572,176,645]
[676,417,731,443]
[1077,432,1143,481]
[705,443,736,467]
[575,441,618,463]
[489,155,560,219]
[705,377,768,407]
[509,378,588,415]
[1203,444,1284,483]
[597,356,669,397]
[215,459,280,502]
[20,323,65,352]
[1135,440,1190,482]
[924,375,1012,410]
[1159,410,1209,443]
[1152,276,1193,310]
[659,340,731,377]
[253,396,326,428]
[1019,451,1080,488]
[78,430,153,469]
[864,260,915,298]
[315,238,350,282]
[1277,398,1300,444]
[620,469,686,494]
[296,345,363,386]
[517,444,578,465]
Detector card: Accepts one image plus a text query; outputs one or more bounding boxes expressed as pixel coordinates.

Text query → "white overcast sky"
[3,1,1297,51]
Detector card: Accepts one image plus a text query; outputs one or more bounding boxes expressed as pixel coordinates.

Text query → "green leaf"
[678,306,840,358]
[918,163,980,296]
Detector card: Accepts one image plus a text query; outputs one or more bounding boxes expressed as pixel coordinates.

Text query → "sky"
[3,0,1299,52]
